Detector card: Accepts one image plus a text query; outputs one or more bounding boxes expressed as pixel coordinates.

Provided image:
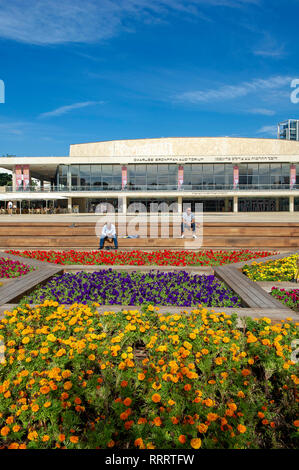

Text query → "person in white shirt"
[7,201,13,216]
[99,222,118,249]
[181,207,197,238]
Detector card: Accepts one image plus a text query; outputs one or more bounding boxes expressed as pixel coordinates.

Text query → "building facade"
[278,120,299,141]
[0,137,299,213]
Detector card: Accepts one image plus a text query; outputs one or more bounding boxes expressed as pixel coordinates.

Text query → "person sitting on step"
[181,207,197,239]
[99,221,118,250]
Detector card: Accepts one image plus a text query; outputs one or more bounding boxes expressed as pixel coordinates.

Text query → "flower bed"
[242,255,298,282]
[0,257,34,279]
[0,302,298,449]
[271,288,299,312]
[22,270,242,308]
[6,249,274,267]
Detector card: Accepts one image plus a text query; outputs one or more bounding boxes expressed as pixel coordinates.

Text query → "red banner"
[233,166,239,189]
[290,165,296,189]
[15,165,22,190]
[122,166,127,189]
[178,165,184,189]
[23,165,30,190]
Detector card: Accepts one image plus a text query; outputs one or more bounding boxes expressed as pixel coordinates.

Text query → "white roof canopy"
[0,194,68,201]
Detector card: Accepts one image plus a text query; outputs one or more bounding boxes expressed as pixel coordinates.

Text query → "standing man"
[7,200,13,216]
[181,207,197,238]
[99,221,118,250]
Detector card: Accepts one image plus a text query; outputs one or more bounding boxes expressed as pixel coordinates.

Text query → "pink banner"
[233,165,239,189]
[178,165,184,189]
[290,164,296,189]
[23,165,30,190]
[122,166,127,189]
[15,165,22,190]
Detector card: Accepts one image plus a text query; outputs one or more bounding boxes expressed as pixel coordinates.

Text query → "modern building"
[278,120,299,141]
[0,136,299,213]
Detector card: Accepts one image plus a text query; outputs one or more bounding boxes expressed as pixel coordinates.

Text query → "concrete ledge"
[62,265,214,275]
[257,281,299,292]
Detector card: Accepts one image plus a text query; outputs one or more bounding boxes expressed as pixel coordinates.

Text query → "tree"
[0,173,12,186]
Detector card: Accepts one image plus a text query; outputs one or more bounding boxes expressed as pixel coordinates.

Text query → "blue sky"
[0,0,299,156]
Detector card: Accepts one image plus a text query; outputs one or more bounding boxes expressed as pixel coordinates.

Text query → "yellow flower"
[190,438,202,449]
[46,334,56,342]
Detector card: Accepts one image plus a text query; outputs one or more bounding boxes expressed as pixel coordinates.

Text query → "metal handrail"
[4,183,299,192]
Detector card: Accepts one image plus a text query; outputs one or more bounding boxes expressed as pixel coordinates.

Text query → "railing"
[4,183,299,192]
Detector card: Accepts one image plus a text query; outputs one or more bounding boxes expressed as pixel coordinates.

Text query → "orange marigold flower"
[241,369,251,377]
[120,380,128,387]
[63,381,73,391]
[152,393,161,403]
[42,435,50,442]
[70,436,79,443]
[184,384,192,391]
[8,443,19,449]
[207,413,218,422]
[120,411,128,421]
[228,403,237,412]
[190,438,202,449]
[171,417,179,424]
[153,417,162,427]
[134,438,144,448]
[138,373,145,381]
[294,420,299,427]
[237,424,247,434]
[124,420,134,430]
[107,440,115,448]
[178,435,186,444]
[137,418,147,425]
[58,434,65,442]
[198,423,208,433]
[123,397,132,407]
[0,426,10,437]
[28,431,38,441]
[62,370,71,379]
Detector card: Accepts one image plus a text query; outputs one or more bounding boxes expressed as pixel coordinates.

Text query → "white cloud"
[0,120,24,135]
[176,76,292,103]
[257,125,277,136]
[254,47,285,58]
[249,108,276,116]
[252,32,286,58]
[39,100,104,118]
[0,0,260,45]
